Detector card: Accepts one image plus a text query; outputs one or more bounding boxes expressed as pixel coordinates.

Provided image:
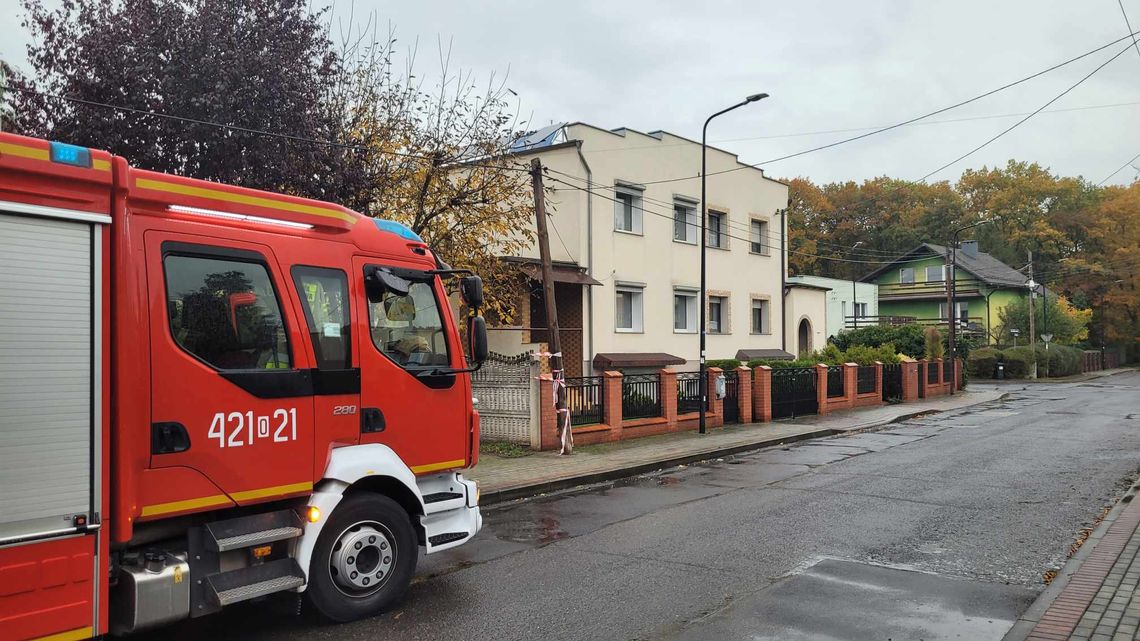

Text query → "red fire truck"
[0,132,488,639]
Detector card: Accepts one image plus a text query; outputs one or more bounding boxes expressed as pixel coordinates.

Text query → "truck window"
[366,274,450,370]
[292,266,351,370]
[164,254,292,370]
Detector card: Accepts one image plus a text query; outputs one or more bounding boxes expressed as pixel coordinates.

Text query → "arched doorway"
[798,318,812,356]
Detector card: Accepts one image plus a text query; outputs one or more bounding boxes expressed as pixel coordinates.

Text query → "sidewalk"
[973,367,1135,388]
[1005,486,1140,641]
[470,388,1003,504]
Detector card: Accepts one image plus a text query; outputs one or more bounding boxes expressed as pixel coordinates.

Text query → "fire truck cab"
[0,132,486,639]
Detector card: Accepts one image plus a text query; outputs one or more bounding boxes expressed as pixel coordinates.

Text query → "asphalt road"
[147,370,1140,641]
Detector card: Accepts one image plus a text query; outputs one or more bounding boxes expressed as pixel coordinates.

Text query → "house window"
[854,302,868,318]
[614,188,643,234]
[840,300,848,322]
[673,290,697,332]
[899,267,915,284]
[938,301,969,324]
[708,211,727,249]
[615,286,644,332]
[751,299,770,334]
[708,295,727,333]
[673,202,697,244]
[926,265,946,282]
[750,220,769,254]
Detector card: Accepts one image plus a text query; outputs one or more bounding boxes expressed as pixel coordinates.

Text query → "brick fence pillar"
[935,358,944,385]
[753,365,773,422]
[843,362,858,409]
[538,374,558,450]
[736,366,752,424]
[917,359,928,398]
[602,371,623,438]
[816,364,830,415]
[707,367,724,428]
[902,360,918,401]
[660,369,678,425]
[955,358,963,389]
[874,361,884,403]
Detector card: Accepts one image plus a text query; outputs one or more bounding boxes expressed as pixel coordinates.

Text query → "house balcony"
[844,315,987,339]
[877,281,983,301]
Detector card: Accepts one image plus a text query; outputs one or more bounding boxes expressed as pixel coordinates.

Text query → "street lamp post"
[850,241,864,330]
[946,219,992,395]
[700,92,768,435]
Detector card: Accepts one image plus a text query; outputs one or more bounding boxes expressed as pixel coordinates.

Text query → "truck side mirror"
[467,315,489,364]
[459,276,484,309]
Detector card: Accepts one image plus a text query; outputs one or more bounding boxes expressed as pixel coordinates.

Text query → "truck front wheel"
[306,493,417,622]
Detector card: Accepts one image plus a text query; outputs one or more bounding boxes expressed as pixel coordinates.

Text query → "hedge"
[1046,344,1083,377]
[968,347,1002,378]
[705,359,741,371]
[1001,346,1036,378]
[832,325,926,359]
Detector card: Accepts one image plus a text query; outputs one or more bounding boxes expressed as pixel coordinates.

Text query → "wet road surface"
[146,371,1140,640]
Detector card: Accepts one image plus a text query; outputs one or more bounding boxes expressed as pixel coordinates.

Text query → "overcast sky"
[3,0,1140,186]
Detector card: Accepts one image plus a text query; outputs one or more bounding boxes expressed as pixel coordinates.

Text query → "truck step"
[206,510,303,552]
[422,491,464,504]
[428,532,469,546]
[206,558,306,607]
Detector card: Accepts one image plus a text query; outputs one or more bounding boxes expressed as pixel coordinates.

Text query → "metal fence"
[676,372,703,415]
[564,376,604,426]
[882,363,903,402]
[857,366,877,395]
[723,371,740,424]
[772,367,818,419]
[927,361,940,384]
[943,358,954,383]
[622,373,662,420]
[827,366,845,398]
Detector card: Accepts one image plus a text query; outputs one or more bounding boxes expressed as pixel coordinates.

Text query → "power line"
[1120,0,1140,63]
[626,29,1140,187]
[918,41,1135,182]
[1098,151,1140,185]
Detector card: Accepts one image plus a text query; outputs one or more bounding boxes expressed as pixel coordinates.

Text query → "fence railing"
[882,363,903,402]
[943,358,954,383]
[827,366,845,398]
[857,366,877,394]
[927,361,940,384]
[622,373,662,420]
[564,376,604,426]
[676,372,703,415]
[771,367,819,419]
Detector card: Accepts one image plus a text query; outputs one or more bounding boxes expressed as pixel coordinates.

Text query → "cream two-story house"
[490,122,797,375]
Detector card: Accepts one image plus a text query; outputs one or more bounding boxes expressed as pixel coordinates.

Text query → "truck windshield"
[367,274,450,370]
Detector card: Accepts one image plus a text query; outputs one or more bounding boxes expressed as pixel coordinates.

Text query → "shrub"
[968,347,1002,378]
[1046,344,1082,377]
[1002,346,1036,378]
[843,344,901,365]
[747,358,819,369]
[924,327,944,360]
[705,359,741,371]
[833,324,926,358]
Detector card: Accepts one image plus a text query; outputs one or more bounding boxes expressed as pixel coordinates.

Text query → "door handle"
[362,408,386,433]
[151,422,191,454]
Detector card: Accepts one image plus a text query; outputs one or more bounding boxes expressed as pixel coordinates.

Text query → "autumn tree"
[996,294,1091,345]
[329,27,534,320]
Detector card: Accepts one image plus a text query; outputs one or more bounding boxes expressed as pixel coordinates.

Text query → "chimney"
[960,240,979,258]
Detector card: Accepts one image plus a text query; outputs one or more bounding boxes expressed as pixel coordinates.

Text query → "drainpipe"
[780,207,788,352]
[985,288,998,345]
[575,140,594,374]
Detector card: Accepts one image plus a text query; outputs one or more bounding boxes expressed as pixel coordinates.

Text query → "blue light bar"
[49,142,92,168]
[373,219,424,242]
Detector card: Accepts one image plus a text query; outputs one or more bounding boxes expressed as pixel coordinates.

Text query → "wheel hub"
[330,522,396,596]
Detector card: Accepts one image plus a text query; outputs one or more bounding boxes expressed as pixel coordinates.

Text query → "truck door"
[353,257,468,473]
[146,234,315,510]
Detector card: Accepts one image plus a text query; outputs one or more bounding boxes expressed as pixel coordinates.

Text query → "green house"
[859,242,1028,344]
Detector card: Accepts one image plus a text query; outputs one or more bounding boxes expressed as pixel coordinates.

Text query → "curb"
[480,392,1004,506]
[1001,485,1140,641]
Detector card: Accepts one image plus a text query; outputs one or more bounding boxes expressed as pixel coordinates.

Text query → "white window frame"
[938,301,969,323]
[750,299,770,334]
[707,211,728,249]
[899,267,915,284]
[614,187,643,235]
[926,264,946,282]
[673,290,698,333]
[750,219,770,255]
[673,201,697,244]
[615,285,644,333]
[708,295,728,334]
[853,302,868,318]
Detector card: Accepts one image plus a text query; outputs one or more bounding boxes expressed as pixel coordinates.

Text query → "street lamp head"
[745,93,769,103]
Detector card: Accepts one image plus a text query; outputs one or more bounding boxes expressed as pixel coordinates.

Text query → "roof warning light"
[49,141,93,168]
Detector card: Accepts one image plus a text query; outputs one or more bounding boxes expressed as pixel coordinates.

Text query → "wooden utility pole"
[1027,249,1037,380]
[945,245,956,394]
[530,158,571,454]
